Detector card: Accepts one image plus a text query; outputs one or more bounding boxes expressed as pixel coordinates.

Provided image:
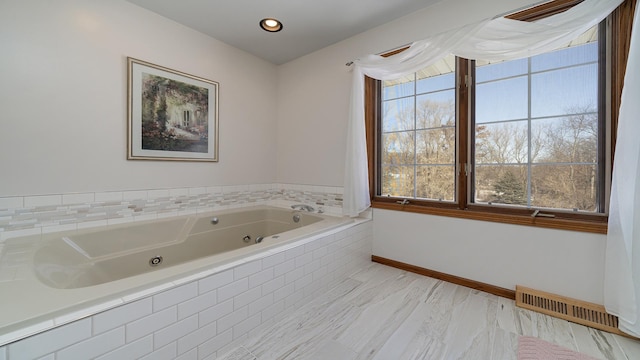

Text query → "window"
[473,31,603,212]
[381,55,456,201]
[367,1,635,233]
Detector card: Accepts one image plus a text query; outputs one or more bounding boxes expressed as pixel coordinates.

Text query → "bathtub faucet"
[291,204,315,212]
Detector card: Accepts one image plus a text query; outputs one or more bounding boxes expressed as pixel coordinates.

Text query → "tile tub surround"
[0,220,372,359]
[0,184,345,243]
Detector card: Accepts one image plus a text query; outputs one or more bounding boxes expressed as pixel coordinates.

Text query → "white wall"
[0,0,278,197]
[373,209,606,304]
[275,0,607,304]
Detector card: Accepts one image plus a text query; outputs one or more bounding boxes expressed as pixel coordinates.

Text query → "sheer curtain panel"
[604,0,640,338]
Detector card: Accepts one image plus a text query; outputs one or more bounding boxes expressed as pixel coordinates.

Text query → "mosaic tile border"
[0,184,344,243]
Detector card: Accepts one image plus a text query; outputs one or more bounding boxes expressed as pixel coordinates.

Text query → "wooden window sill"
[371,200,608,234]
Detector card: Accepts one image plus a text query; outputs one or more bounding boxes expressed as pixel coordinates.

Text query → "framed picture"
[127,57,219,161]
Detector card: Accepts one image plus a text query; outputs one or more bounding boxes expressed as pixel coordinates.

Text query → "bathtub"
[0,205,353,345]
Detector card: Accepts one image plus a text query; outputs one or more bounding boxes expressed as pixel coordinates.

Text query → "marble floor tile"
[615,334,640,360]
[570,323,628,360]
[218,263,640,360]
[441,293,498,360]
[496,297,521,335]
[491,328,518,360]
[220,346,256,360]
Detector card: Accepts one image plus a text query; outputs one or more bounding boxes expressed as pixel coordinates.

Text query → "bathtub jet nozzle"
[149,256,163,267]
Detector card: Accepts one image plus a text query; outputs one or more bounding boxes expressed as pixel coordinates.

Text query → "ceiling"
[126,0,444,65]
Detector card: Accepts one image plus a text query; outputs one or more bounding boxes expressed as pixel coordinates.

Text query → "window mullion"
[458,57,470,210]
[527,57,533,208]
[413,73,418,199]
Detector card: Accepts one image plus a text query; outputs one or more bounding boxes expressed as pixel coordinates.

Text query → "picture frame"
[127,57,219,162]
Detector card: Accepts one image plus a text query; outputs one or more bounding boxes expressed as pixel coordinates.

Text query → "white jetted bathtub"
[0,205,353,345]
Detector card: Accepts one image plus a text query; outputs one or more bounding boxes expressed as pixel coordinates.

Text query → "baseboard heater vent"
[515,285,626,337]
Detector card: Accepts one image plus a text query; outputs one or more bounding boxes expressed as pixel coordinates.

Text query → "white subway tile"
[217,278,248,302]
[312,265,329,281]
[93,298,152,334]
[126,307,176,342]
[304,259,322,275]
[198,269,233,294]
[206,186,222,195]
[233,260,262,280]
[273,283,295,303]
[199,299,233,326]
[284,246,304,260]
[285,267,305,284]
[261,252,285,268]
[232,313,261,340]
[233,287,261,310]
[304,240,324,253]
[261,275,285,295]
[24,195,62,208]
[139,342,176,360]
[248,268,273,288]
[169,188,189,197]
[248,293,273,316]
[153,282,198,311]
[273,259,295,277]
[177,289,217,320]
[176,348,197,360]
[62,193,95,205]
[176,321,216,355]
[0,197,23,209]
[122,190,148,201]
[154,315,198,350]
[147,189,170,199]
[294,273,313,291]
[312,246,328,260]
[187,187,206,196]
[198,329,233,359]
[95,335,153,360]
[295,252,313,268]
[217,306,248,334]
[7,318,91,359]
[56,327,124,360]
[285,290,303,309]
[261,300,285,322]
[94,192,123,202]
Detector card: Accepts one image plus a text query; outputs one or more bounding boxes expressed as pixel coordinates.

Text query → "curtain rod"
[345,43,412,66]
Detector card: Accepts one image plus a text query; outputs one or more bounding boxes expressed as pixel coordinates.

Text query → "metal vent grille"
[516,285,625,336]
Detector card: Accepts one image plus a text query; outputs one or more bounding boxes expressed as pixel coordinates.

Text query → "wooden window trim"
[505,0,584,22]
[366,0,635,234]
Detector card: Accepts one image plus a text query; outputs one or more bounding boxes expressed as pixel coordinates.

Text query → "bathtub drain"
[149,256,163,267]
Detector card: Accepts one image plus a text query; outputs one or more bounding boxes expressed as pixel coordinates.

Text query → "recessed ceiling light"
[259,18,283,33]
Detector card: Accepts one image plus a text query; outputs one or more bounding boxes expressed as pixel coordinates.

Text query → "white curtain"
[343,0,623,217]
[604,1,640,337]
